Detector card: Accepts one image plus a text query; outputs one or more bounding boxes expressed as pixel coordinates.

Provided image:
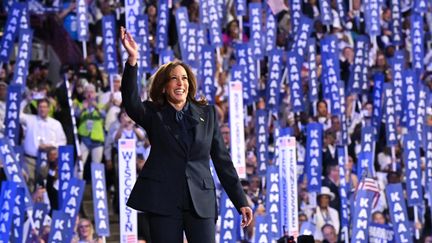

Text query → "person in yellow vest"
[76,83,105,179]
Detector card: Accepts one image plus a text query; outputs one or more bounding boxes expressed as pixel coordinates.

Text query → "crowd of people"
[0,0,432,242]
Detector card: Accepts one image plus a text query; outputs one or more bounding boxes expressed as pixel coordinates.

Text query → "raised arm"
[121,26,138,66]
[120,27,152,131]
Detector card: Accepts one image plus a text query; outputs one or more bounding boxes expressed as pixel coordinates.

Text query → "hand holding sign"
[240,206,253,227]
[120,26,138,66]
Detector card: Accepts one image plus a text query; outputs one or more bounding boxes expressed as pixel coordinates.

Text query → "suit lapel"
[158,105,188,154]
[189,103,208,149]
[158,102,208,154]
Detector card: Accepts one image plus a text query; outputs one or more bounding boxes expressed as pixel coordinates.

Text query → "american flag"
[123,234,137,243]
[119,139,135,149]
[230,82,242,91]
[356,177,381,207]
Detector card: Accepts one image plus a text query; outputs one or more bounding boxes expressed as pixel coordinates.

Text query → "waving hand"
[120,26,138,66]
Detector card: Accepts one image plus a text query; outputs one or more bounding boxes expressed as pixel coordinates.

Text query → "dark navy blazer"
[121,63,248,218]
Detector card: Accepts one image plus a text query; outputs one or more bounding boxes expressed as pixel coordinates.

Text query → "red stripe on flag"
[356,177,381,207]
[125,235,136,243]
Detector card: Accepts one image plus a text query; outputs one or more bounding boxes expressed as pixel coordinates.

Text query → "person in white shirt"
[313,187,340,241]
[0,81,7,137]
[99,74,122,131]
[21,98,67,191]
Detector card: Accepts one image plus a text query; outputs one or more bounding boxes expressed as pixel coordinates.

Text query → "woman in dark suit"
[120,27,253,242]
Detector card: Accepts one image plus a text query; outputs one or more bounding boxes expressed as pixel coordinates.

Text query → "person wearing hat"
[312,186,340,241]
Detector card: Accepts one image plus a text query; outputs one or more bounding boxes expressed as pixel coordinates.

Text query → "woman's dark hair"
[149,61,207,107]
[316,99,328,109]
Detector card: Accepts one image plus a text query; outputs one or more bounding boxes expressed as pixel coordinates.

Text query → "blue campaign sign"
[337,81,348,146]
[307,38,318,102]
[361,41,370,93]
[337,146,350,230]
[76,0,89,41]
[10,187,25,243]
[385,183,413,243]
[348,35,369,94]
[287,51,304,112]
[12,28,33,87]
[196,25,206,55]
[413,0,427,13]
[390,0,403,46]
[265,165,280,239]
[361,125,375,153]
[356,151,374,178]
[383,83,398,146]
[235,0,247,16]
[246,43,259,103]
[401,70,417,130]
[265,11,276,55]
[3,0,15,13]
[336,0,346,25]
[175,7,189,61]
[0,181,17,242]
[234,44,251,104]
[254,215,271,242]
[319,0,333,25]
[62,178,86,243]
[201,45,216,104]
[0,3,23,62]
[305,123,323,192]
[58,145,75,209]
[136,15,151,74]
[0,138,33,208]
[156,0,169,53]
[369,223,395,243]
[207,0,222,47]
[186,23,199,67]
[19,3,29,33]
[292,16,314,59]
[416,84,427,148]
[91,163,110,236]
[364,0,381,36]
[403,132,423,206]
[102,15,118,74]
[411,13,424,76]
[321,35,342,114]
[159,49,174,65]
[230,65,248,106]
[4,84,22,146]
[29,202,49,237]
[372,73,384,140]
[290,0,302,32]
[266,50,284,112]
[219,190,240,243]
[426,126,432,186]
[351,189,374,243]
[390,51,404,118]
[249,3,263,59]
[256,109,269,176]
[48,210,70,243]
[199,0,209,27]
[234,43,248,68]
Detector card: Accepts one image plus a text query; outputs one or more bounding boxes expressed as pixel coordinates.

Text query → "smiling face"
[165,65,189,109]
